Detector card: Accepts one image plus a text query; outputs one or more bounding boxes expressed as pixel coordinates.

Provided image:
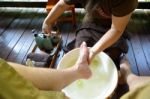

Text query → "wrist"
[44,17,53,26]
[90,48,97,57]
[70,65,81,79]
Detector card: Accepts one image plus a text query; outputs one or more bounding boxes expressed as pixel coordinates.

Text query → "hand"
[88,48,97,64]
[75,42,92,79]
[42,21,52,35]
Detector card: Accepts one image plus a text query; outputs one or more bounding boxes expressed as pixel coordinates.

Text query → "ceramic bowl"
[57,48,118,99]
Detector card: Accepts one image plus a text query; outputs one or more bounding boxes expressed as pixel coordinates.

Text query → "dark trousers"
[74,23,128,70]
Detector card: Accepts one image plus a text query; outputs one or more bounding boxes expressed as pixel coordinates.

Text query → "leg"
[76,27,128,70]
[8,42,91,91]
[75,29,96,47]
[120,56,150,91]
[75,22,110,48]
[105,37,128,70]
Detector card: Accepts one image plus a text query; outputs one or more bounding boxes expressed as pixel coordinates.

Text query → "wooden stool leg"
[71,6,76,28]
[46,0,76,28]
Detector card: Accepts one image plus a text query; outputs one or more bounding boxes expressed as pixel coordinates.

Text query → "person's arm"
[42,0,72,34]
[90,13,132,62]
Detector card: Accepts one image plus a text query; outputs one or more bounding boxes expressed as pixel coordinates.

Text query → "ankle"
[75,63,92,79]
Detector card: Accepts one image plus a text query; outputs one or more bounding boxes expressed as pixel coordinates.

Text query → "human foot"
[75,42,92,79]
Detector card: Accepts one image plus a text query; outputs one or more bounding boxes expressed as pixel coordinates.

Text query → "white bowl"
[57,48,118,99]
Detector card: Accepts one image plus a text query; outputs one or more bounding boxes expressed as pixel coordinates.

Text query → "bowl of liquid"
[57,48,118,99]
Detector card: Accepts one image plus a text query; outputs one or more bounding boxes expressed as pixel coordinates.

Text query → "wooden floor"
[126,9,150,76]
[0,8,150,98]
[0,8,46,64]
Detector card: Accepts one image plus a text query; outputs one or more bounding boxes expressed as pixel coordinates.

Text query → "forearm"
[44,0,71,25]
[91,28,123,55]
[91,13,131,56]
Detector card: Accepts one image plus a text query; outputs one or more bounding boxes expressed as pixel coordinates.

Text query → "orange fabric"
[46,0,58,12]
[46,0,76,27]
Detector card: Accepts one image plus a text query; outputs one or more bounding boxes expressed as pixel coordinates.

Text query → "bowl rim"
[57,48,118,98]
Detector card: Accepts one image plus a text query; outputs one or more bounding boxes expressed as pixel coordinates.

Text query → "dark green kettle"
[34,32,60,51]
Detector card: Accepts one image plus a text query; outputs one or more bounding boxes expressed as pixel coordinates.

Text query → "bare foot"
[118,55,132,84]
[75,42,92,79]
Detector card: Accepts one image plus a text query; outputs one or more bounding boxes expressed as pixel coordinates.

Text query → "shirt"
[64,0,138,25]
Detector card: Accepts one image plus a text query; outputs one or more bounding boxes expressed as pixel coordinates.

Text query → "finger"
[44,29,50,34]
[82,42,89,58]
[80,42,86,57]
[45,33,51,36]
[43,29,51,36]
[88,52,92,64]
[79,42,89,63]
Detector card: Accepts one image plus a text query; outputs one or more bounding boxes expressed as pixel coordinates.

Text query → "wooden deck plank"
[0,9,23,59]
[126,40,139,75]
[142,10,150,69]
[22,41,36,65]
[131,36,149,76]
[126,17,140,75]
[66,32,76,45]
[0,9,36,60]
[53,22,74,68]
[129,10,150,76]
[134,10,150,75]
[0,9,23,46]
[0,8,21,35]
[139,11,150,69]
[139,34,150,69]
[16,9,46,64]
[7,8,42,63]
[58,22,72,47]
